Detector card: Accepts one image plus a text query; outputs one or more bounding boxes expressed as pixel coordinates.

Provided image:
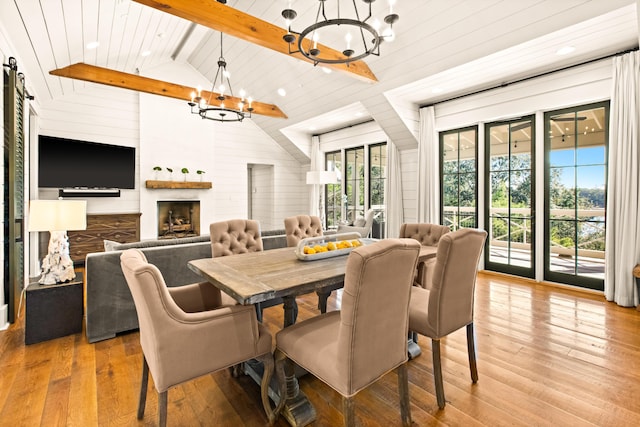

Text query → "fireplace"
[157,200,200,239]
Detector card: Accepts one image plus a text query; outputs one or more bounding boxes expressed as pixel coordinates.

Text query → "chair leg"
[158,390,167,427]
[138,356,149,419]
[397,363,412,427]
[466,323,479,383]
[432,338,446,409]
[342,395,355,427]
[257,352,276,424]
[272,349,289,420]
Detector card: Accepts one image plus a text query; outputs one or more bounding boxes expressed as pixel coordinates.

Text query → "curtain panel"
[605,50,640,307]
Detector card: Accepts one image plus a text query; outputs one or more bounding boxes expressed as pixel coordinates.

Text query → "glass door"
[544,102,608,290]
[485,116,535,278]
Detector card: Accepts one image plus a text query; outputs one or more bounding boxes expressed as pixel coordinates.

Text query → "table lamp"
[306,170,340,227]
[28,199,87,285]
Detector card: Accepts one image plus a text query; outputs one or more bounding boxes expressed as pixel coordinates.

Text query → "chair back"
[120,249,183,385]
[338,238,420,394]
[399,223,450,247]
[210,219,263,256]
[428,228,487,338]
[284,215,323,247]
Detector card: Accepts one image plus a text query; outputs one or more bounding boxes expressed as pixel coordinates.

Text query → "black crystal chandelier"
[282,0,399,65]
[188,33,253,122]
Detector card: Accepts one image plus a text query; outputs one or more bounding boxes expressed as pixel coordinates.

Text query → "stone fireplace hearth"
[157,200,200,239]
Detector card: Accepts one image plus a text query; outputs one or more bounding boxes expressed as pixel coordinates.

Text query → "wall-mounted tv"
[38,135,136,189]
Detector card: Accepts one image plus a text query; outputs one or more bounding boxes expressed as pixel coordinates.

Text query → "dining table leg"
[278,295,316,426]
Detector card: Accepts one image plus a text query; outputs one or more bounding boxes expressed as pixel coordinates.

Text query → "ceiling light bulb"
[322,67,332,74]
[223,70,230,79]
[239,88,246,99]
[382,27,395,42]
[312,31,319,49]
[345,32,352,49]
[278,88,287,97]
[141,50,151,57]
[219,84,225,95]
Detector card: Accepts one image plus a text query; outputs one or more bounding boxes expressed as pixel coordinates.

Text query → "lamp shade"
[28,200,87,232]
[306,170,340,185]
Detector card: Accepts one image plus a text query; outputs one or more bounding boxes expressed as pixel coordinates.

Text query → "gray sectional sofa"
[84,230,287,343]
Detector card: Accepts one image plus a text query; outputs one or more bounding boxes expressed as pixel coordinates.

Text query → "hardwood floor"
[2,273,640,426]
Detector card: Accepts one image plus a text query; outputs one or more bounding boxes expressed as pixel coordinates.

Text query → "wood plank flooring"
[2,272,640,426]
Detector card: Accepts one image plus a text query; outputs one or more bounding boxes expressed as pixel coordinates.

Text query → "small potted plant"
[152,166,162,180]
[166,167,173,180]
[196,170,206,181]
[181,167,189,181]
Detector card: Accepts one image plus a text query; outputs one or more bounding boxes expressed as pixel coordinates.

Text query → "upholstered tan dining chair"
[120,249,274,427]
[399,223,451,289]
[283,214,323,247]
[271,238,420,427]
[408,228,487,409]
[283,214,332,314]
[210,219,281,321]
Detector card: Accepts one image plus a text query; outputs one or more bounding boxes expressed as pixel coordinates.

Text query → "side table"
[25,277,84,345]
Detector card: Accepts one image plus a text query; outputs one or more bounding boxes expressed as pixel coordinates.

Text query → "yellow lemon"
[327,242,337,251]
[306,248,316,255]
[343,240,353,248]
[313,245,324,253]
[303,245,312,254]
[351,240,361,247]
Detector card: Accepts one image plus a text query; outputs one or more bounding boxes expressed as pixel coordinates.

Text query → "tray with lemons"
[295,232,370,261]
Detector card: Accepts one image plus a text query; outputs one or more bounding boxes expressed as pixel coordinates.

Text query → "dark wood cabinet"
[39,213,141,264]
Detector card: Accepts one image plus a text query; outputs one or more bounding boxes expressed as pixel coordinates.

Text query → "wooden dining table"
[187,242,438,426]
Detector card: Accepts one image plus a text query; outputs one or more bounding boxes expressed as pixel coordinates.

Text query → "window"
[325,151,342,228]
[369,144,387,238]
[324,143,386,237]
[344,147,365,224]
[440,127,478,231]
[544,102,608,290]
[485,116,535,278]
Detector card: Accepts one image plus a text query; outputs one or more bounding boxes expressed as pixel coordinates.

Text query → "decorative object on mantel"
[153,166,162,180]
[28,199,87,285]
[145,180,212,189]
[181,167,189,181]
[166,167,174,180]
[188,32,254,122]
[197,170,206,181]
[282,0,399,65]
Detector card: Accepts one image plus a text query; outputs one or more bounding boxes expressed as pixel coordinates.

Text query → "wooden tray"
[295,232,372,261]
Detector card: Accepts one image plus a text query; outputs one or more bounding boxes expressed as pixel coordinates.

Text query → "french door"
[485,116,535,278]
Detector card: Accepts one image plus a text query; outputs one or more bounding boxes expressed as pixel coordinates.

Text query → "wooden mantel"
[145,180,212,189]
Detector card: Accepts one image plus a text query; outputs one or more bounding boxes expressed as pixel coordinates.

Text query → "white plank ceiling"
[1,0,638,163]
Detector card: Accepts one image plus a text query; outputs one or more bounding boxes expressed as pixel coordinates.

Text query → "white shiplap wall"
[138,61,307,238]
[0,39,7,329]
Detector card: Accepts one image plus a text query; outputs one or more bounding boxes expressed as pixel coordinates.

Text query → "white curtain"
[385,141,404,238]
[417,106,439,223]
[309,135,321,216]
[605,50,640,307]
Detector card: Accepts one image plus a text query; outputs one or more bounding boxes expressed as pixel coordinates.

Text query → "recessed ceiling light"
[355,111,363,117]
[556,46,575,55]
[86,41,100,50]
[141,50,151,57]
[321,67,332,74]
[277,88,287,97]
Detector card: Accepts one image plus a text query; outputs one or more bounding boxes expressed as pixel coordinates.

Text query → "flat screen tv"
[38,135,135,189]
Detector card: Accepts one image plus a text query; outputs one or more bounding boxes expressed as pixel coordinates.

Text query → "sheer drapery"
[605,50,640,307]
[309,135,321,217]
[385,141,403,238]
[417,106,439,223]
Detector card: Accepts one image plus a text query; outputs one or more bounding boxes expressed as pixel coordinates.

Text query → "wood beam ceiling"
[49,63,287,118]
[132,0,378,83]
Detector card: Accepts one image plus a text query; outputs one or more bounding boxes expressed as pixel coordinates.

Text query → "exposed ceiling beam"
[49,63,287,119]
[132,0,378,83]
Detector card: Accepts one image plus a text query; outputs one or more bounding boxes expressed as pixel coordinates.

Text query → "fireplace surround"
[157,200,200,239]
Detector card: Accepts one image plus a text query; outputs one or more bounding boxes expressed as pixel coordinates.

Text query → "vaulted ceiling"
[1,0,638,164]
